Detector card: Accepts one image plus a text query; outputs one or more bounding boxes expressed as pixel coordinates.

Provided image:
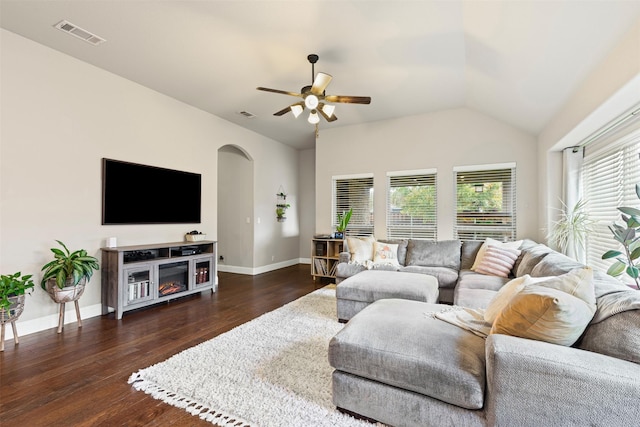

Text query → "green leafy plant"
[0,272,35,311]
[40,240,100,290]
[602,183,640,289]
[276,203,290,218]
[547,199,596,257]
[336,208,353,233]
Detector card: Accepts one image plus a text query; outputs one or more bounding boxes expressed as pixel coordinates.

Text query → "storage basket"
[185,234,206,242]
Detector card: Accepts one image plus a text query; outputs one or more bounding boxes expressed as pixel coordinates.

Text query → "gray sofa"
[329,238,640,426]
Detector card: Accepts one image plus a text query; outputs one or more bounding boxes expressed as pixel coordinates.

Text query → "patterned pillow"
[346,236,376,263]
[473,245,521,278]
[373,241,400,266]
[491,267,596,346]
[471,238,523,271]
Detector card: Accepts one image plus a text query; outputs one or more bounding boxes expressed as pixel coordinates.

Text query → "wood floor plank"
[0,264,323,426]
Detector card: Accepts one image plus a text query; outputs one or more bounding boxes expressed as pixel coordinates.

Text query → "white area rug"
[128,287,373,427]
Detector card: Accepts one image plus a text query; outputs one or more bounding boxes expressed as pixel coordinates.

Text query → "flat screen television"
[102,158,201,225]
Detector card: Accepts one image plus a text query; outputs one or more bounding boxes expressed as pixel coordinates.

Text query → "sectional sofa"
[329,238,640,426]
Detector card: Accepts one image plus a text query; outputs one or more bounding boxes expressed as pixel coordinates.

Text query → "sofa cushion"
[379,238,409,266]
[400,265,458,289]
[578,309,640,364]
[454,270,510,309]
[515,243,554,277]
[329,299,487,410]
[471,238,522,271]
[460,240,484,270]
[511,238,538,276]
[346,236,376,263]
[373,241,401,267]
[530,252,584,277]
[473,246,521,278]
[406,239,461,270]
[336,270,439,304]
[491,267,597,346]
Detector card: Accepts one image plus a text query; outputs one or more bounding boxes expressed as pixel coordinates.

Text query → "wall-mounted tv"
[102,158,201,225]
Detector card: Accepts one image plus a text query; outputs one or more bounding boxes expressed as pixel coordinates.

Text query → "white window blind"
[386,170,437,239]
[583,125,640,276]
[454,164,517,242]
[333,174,374,236]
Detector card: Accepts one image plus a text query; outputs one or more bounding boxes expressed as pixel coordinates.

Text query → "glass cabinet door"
[158,260,189,298]
[191,256,214,289]
[123,265,153,306]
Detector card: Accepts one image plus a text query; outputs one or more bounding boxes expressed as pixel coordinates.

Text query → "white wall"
[298,148,316,261]
[537,18,640,239]
[0,29,302,337]
[315,108,538,240]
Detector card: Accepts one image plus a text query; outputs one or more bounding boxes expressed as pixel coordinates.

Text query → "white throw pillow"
[484,275,554,323]
[473,245,521,278]
[372,241,400,266]
[346,236,376,263]
[471,238,523,271]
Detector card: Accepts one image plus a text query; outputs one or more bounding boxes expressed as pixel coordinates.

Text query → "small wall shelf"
[311,238,344,281]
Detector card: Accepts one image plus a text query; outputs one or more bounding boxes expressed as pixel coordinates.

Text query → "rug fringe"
[128,372,252,426]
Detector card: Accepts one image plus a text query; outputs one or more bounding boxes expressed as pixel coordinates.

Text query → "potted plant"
[602,183,640,290]
[0,271,35,351]
[276,203,290,222]
[547,199,596,262]
[335,208,353,239]
[41,240,100,303]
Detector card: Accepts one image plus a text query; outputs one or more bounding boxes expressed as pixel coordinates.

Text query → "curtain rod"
[580,105,640,147]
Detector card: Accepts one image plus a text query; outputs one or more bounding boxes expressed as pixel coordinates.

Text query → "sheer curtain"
[561,146,585,262]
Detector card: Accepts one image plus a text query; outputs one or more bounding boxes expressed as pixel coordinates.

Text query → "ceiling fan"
[257,54,371,125]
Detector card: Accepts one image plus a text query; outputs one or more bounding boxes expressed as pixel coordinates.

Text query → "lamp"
[322,104,335,118]
[290,104,303,118]
[308,110,320,124]
[304,94,319,110]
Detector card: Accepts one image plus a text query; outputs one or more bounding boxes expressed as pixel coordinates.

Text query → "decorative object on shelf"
[40,240,100,332]
[547,199,596,261]
[276,187,290,222]
[602,183,640,290]
[0,272,35,351]
[185,230,207,242]
[335,207,353,239]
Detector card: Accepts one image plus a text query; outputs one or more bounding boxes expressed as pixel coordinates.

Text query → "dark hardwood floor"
[1,264,324,426]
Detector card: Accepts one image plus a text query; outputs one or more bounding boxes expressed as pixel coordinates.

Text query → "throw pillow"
[484,275,554,324]
[346,236,376,263]
[473,245,521,278]
[490,267,597,346]
[471,238,523,271]
[373,241,400,266]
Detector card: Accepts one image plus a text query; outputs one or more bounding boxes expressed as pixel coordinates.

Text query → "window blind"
[582,125,640,275]
[333,174,374,236]
[386,170,437,239]
[453,164,516,242]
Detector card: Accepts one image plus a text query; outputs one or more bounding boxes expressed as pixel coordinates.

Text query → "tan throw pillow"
[373,241,400,266]
[490,267,597,346]
[484,275,554,323]
[471,238,523,271]
[346,236,376,263]
[473,245,521,278]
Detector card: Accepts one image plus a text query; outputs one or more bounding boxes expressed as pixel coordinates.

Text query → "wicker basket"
[0,295,25,324]
[185,234,206,242]
[45,279,86,303]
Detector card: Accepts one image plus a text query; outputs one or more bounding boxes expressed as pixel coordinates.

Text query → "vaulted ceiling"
[2,1,640,150]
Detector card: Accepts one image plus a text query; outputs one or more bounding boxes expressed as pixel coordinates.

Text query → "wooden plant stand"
[56,300,82,334]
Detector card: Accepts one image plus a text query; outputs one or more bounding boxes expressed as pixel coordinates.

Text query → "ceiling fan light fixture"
[308,110,320,124]
[290,104,303,118]
[304,94,319,110]
[322,104,335,118]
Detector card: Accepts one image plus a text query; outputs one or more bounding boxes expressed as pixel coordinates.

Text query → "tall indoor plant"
[335,207,353,239]
[602,183,640,290]
[547,199,595,262]
[41,240,100,303]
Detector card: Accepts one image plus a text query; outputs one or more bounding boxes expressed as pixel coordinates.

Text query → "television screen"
[102,158,201,224]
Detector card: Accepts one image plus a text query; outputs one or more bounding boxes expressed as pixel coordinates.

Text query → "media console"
[101,241,217,319]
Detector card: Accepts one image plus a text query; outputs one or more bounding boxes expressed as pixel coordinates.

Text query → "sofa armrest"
[335,262,366,284]
[485,334,640,426]
[339,251,350,264]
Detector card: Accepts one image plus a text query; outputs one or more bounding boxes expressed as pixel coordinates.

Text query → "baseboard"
[3,303,103,341]
[217,258,310,275]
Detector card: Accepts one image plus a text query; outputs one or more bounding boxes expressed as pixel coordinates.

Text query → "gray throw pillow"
[406,240,461,269]
[577,310,640,364]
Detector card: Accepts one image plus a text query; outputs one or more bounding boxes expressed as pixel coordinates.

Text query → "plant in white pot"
[40,240,99,332]
[0,271,35,351]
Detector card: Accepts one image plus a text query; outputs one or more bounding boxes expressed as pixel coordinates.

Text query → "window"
[582,124,640,275]
[454,163,517,242]
[333,174,374,236]
[386,169,437,239]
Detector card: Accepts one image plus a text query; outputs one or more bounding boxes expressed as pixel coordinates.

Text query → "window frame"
[332,173,374,237]
[386,168,437,239]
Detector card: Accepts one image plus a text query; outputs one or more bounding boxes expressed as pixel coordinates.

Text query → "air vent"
[54,20,106,45]
[238,111,256,119]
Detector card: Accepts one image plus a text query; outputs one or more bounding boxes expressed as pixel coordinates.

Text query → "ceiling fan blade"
[324,95,371,104]
[318,107,338,122]
[311,72,332,95]
[273,106,292,116]
[257,87,302,97]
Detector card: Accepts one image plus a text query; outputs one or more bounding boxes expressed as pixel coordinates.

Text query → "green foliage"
[602,183,640,289]
[40,240,99,290]
[547,199,596,256]
[389,186,435,223]
[276,203,290,218]
[457,182,503,212]
[336,208,353,232]
[0,272,35,311]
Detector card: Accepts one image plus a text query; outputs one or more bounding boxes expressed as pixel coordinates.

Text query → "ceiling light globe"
[322,104,335,118]
[305,94,319,110]
[308,111,320,124]
[290,105,303,118]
